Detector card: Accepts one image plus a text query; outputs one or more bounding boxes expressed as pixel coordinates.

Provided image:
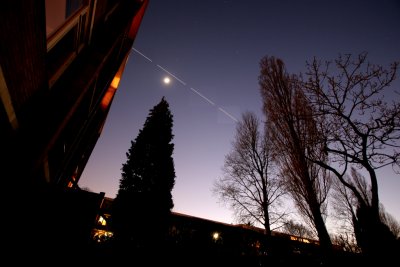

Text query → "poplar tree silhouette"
[111,97,176,251]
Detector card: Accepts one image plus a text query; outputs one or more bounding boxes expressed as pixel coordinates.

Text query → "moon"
[163,77,171,84]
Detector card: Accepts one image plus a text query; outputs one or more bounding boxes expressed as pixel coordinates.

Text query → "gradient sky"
[79,0,400,227]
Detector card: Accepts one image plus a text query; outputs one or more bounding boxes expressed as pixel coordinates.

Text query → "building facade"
[1,0,149,260]
[1,0,148,189]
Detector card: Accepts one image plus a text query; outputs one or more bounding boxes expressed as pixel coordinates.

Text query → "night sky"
[79,0,400,227]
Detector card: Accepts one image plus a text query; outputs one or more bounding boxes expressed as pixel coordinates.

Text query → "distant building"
[1,0,149,259]
[91,196,327,260]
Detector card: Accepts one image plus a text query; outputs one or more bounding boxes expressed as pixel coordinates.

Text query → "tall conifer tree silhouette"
[112,97,175,249]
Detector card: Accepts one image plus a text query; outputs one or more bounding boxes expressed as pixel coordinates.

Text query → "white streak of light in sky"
[132,48,152,62]
[190,87,215,106]
[218,107,238,122]
[132,48,238,123]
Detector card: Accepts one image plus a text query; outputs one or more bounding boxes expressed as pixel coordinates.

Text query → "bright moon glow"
[163,77,170,84]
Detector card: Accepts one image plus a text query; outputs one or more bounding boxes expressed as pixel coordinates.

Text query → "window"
[46,0,89,88]
[47,26,77,82]
[45,0,85,38]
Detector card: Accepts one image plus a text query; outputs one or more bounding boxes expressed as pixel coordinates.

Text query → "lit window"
[98,215,107,226]
[92,229,113,243]
[212,232,220,241]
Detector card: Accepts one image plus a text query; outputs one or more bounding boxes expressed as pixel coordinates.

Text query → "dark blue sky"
[80,0,400,226]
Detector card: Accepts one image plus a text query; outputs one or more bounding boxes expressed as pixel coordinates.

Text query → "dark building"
[1,0,148,188]
[91,196,332,266]
[1,0,149,261]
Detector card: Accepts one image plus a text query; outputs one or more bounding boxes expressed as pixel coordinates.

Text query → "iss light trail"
[132,48,238,123]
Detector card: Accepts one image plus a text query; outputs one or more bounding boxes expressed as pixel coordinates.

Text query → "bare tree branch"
[259,56,333,252]
[304,52,400,256]
[213,112,287,235]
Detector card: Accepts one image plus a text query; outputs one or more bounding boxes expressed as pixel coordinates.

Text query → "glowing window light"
[67,174,77,188]
[111,76,120,89]
[212,232,220,241]
[92,229,114,243]
[101,73,121,110]
[290,235,311,243]
[100,87,116,110]
[98,215,107,226]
